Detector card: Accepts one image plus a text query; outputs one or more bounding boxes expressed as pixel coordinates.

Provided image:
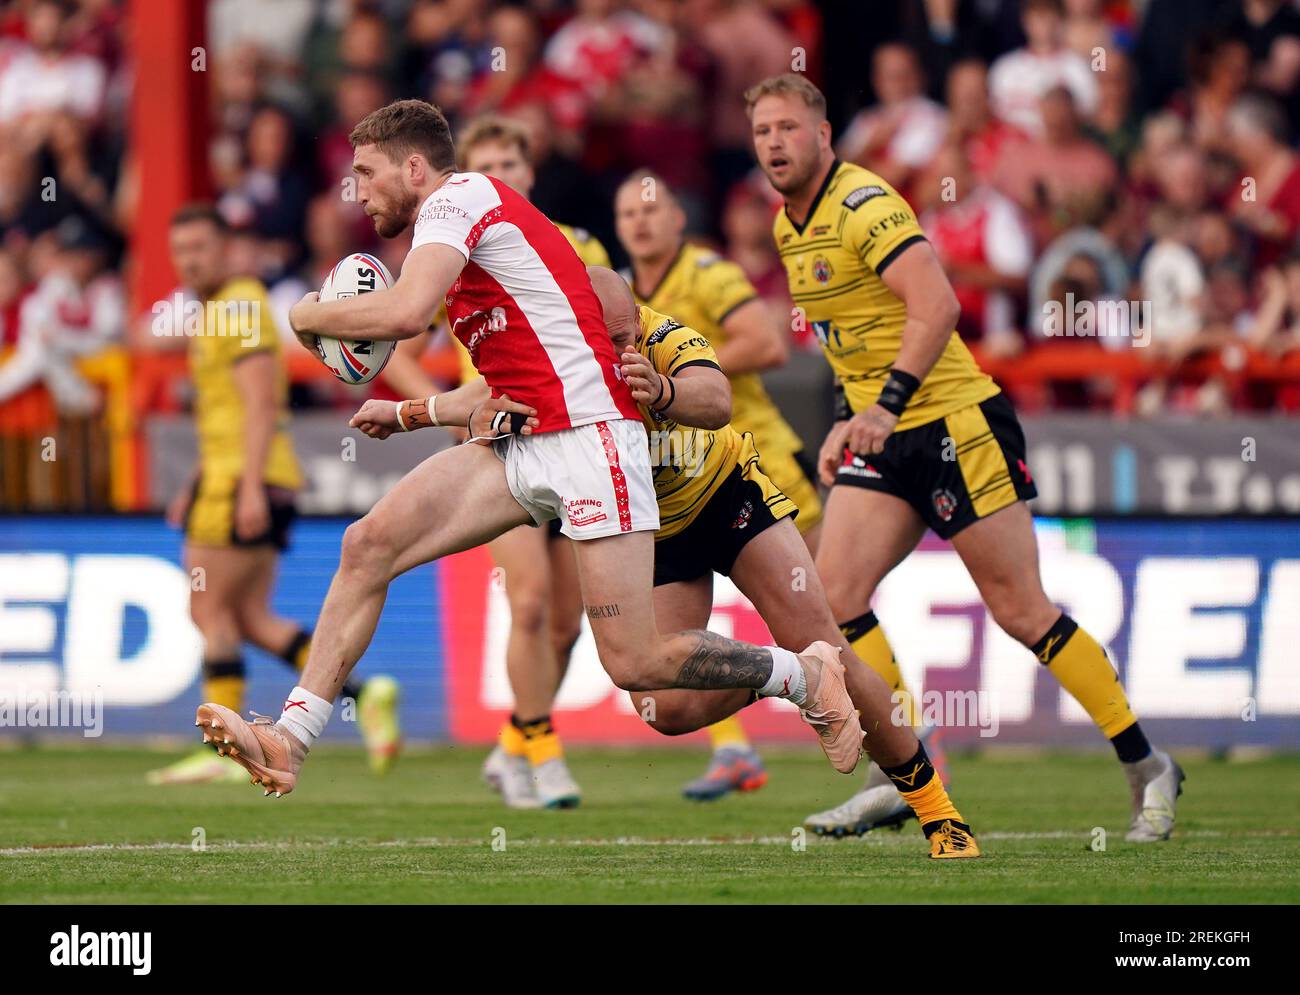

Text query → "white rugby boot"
[803,760,914,837]
[1124,749,1185,842]
[498,752,542,809]
[531,757,581,809]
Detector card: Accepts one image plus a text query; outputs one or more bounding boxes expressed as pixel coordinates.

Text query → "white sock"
[276,686,332,749]
[759,647,807,706]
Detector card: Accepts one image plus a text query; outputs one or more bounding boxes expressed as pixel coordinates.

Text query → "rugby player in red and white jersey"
[190,99,861,796]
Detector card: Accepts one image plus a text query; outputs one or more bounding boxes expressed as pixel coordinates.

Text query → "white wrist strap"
[428,394,439,427]
[394,400,408,432]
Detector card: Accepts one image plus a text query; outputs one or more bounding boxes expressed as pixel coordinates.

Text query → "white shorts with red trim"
[494,418,659,540]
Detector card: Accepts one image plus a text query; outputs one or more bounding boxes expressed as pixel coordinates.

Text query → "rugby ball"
[313,252,397,385]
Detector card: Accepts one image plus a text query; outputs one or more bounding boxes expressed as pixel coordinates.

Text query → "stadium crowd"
[2,0,1300,425]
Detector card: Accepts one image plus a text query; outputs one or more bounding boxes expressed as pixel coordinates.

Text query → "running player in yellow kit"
[148,203,399,785]
[614,172,823,800]
[748,74,1184,843]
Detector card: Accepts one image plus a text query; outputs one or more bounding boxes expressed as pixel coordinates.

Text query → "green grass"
[1,745,1297,904]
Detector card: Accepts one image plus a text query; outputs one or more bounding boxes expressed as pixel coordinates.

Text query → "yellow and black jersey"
[453,221,612,383]
[634,304,757,539]
[554,222,611,269]
[188,277,301,491]
[628,242,804,462]
[773,160,998,431]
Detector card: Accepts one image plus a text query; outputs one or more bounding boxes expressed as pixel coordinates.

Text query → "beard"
[372,187,421,239]
[764,154,819,197]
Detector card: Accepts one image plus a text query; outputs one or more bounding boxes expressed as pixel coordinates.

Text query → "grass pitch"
[1,745,1296,904]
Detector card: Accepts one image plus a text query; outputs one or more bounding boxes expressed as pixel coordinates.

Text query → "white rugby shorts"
[495,418,659,540]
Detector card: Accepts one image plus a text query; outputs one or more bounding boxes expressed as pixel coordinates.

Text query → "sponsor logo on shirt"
[843,185,887,210]
[455,306,508,357]
[417,201,471,226]
[868,211,913,238]
[647,318,682,345]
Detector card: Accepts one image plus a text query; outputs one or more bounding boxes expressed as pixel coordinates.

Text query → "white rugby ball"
[313,252,397,385]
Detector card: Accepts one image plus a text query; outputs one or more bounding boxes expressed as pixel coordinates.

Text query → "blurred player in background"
[749,74,1184,843]
[615,170,823,801]
[149,203,400,785]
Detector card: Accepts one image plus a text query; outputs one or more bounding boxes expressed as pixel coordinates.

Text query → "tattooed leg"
[572,532,808,699]
[672,630,773,689]
[673,629,814,703]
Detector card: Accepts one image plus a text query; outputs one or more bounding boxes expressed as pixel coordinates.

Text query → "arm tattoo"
[405,397,433,429]
[673,630,773,690]
[586,603,621,619]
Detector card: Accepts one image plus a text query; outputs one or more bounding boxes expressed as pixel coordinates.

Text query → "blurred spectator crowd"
[2,0,1300,418]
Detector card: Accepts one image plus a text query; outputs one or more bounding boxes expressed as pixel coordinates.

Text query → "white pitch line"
[0,828,1274,857]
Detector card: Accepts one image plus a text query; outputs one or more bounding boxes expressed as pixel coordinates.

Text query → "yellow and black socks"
[839,609,920,727]
[1031,613,1152,763]
[706,716,751,753]
[279,629,364,703]
[202,655,245,712]
[879,743,968,838]
[498,718,527,758]
[514,714,563,767]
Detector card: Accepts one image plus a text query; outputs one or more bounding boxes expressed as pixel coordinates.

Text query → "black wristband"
[653,376,677,412]
[876,369,920,417]
[833,381,852,422]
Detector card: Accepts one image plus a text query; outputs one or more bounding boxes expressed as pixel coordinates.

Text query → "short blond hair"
[744,73,827,120]
[457,115,531,169]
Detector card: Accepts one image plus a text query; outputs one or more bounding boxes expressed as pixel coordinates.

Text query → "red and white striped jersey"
[410,172,640,433]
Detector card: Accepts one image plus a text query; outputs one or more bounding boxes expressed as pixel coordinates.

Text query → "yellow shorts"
[185,476,298,550]
[833,392,1035,540]
[653,449,798,586]
[760,446,823,533]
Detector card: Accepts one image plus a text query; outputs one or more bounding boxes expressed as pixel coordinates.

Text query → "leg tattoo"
[674,630,774,690]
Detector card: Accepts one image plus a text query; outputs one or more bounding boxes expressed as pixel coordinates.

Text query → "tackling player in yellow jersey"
[148,204,399,785]
[748,74,1184,843]
[613,171,824,800]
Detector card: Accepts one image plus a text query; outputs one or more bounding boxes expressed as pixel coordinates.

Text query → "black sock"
[1029,613,1079,664]
[1110,722,1153,764]
[838,609,880,643]
[879,744,936,793]
[277,629,311,669]
[279,628,362,702]
[512,713,554,739]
